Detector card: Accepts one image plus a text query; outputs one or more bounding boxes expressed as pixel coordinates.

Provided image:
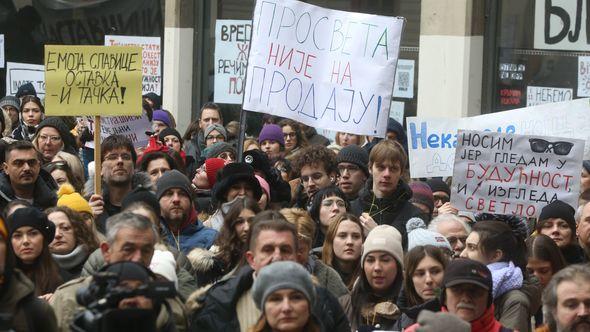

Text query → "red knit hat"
[205,158,226,188]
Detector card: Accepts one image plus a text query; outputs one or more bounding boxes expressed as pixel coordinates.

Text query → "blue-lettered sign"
[242,0,404,137]
[406,98,590,178]
[451,130,584,217]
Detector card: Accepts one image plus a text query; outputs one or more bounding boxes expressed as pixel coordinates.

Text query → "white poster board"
[5,62,45,98]
[451,130,583,217]
[406,98,590,178]
[81,114,151,149]
[579,56,590,97]
[389,101,404,125]
[214,20,251,104]
[392,59,414,99]
[105,35,161,95]
[526,86,573,106]
[534,0,589,51]
[0,35,4,69]
[242,0,404,137]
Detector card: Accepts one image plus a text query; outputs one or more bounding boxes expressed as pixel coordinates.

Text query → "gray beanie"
[0,96,20,110]
[362,225,404,269]
[204,142,236,159]
[252,261,316,310]
[406,217,452,252]
[204,124,227,140]
[155,169,193,201]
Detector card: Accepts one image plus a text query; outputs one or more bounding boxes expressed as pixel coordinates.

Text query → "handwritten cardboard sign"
[242,0,404,137]
[44,45,142,116]
[105,35,161,95]
[5,62,45,97]
[451,130,584,217]
[406,98,590,178]
[81,114,151,149]
[214,20,251,104]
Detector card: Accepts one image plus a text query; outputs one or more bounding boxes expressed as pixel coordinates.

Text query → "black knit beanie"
[538,200,576,233]
[122,185,161,216]
[8,207,55,243]
[336,145,369,177]
[426,178,451,196]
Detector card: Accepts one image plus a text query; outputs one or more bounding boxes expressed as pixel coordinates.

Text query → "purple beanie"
[258,124,285,146]
[152,109,171,127]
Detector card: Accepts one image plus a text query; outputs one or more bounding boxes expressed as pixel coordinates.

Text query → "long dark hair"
[214,197,261,271]
[526,234,566,275]
[403,245,449,307]
[44,161,84,194]
[278,119,309,151]
[350,250,404,328]
[472,220,527,272]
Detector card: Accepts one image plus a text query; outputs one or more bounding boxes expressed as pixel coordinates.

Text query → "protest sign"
[406,98,590,178]
[392,59,414,99]
[214,20,251,104]
[5,62,45,97]
[44,45,142,116]
[451,130,584,217]
[534,0,589,51]
[105,35,161,95]
[389,101,404,124]
[80,115,151,149]
[526,86,572,106]
[579,56,590,97]
[242,0,404,137]
[0,35,4,68]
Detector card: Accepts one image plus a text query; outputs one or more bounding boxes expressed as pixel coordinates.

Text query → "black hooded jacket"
[350,179,422,249]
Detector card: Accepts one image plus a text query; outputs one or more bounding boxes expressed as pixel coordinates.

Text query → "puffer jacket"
[350,179,422,249]
[189,265,350,332]
[0,169,58,211]
[0,269,58,332]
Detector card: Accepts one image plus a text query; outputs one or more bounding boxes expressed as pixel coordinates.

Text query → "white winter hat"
[150,249,178,289]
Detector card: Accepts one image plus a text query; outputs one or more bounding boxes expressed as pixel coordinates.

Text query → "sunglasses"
[529,138,573,155]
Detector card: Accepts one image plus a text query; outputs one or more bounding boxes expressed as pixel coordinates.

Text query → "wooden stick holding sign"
[93,116,101,196]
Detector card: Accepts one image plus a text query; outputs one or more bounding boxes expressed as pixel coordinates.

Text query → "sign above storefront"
[534,0,590,51]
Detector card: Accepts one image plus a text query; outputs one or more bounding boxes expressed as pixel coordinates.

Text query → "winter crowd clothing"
[406,217,452,252]
[336,144,370,176]
[351,179,423,249]
[0,169,58,211]
[53,245,89,282]
[189,265,350,332]
[252,261,315,310]
[8,207,55,242]
[160,208,217,254]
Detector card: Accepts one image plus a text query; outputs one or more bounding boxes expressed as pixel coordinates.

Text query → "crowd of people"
[0,84,590,332]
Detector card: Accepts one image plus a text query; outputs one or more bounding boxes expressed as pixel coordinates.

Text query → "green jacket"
[0,269,58,332]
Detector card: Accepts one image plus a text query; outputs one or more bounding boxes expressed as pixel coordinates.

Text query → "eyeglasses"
[433,194,450,204]
[338,164,360,174]
[206,135,225,141]
[301,172,326,183]
[283,132,297,139]
[11,159,39,168]
[446,235,467,246]
[321,198,346,208]
[529,138,573,155]
[104,153,133,161]
[38,135,62,143]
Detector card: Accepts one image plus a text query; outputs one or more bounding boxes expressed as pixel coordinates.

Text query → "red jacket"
[405,305,510,332]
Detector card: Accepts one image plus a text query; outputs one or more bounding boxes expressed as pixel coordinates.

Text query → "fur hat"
[362,225,404,269]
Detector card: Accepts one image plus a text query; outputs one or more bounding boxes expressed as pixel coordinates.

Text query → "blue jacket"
[161,218,217,254]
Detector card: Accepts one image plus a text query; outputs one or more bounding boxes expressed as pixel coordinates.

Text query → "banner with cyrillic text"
[105,35,161,95]
[451,130,583,218]
[80,114,151,149]
[242,0,404,137]
[406,98,590,178]
[214,20,251,104]
[5,62,45,98]
[44,45,142,116]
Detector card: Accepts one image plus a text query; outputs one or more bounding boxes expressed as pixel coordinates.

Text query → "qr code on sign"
[397,71,410,91]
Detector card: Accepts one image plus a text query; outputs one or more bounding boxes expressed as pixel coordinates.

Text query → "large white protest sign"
[5,62,45,98]
[242,0,404,137]
[526,86,572,106]
[579,56,590,97]
[105,35,161,95]
[214,20,251,104]
[0,35,4,69]
[534,0,589,51]
[81,115,151,149]
[406,98,590,178]
[451,130,583,218]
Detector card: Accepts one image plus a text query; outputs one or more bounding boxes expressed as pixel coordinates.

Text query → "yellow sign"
[44,45,142,116]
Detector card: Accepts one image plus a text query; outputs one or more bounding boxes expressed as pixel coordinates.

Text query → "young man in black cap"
[156,170,217,253]
[336,144,369,202]
[205,162,262,230]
